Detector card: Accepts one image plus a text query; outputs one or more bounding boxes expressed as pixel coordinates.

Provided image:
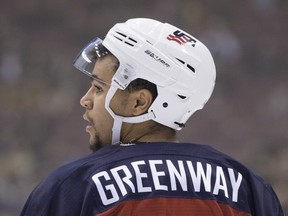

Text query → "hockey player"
[20,18,284,216]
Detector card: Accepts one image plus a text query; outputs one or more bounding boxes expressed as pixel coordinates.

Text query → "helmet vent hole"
[187,64,195,73]
[146,40,153,45]
[128,37,137,43]
[114,32,138,47]
[163,102,168,108]
[115,31,127,38]
[177,95,187,99]
[176,58,195,73]
[176,58,185,64]
[124,41,134,47]
[114,36,123,42]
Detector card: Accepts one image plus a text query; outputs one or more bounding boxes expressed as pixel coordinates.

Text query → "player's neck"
[121,121,178,143]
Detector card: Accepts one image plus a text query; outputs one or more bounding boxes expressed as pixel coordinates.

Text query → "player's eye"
[93,84,103,94]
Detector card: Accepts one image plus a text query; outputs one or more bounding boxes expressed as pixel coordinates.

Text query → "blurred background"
[0,0,287,215]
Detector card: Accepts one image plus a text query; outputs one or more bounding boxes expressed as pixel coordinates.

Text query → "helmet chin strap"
[105,85,156,144]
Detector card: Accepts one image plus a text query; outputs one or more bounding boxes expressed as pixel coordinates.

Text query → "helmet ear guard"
[112,63,137,90]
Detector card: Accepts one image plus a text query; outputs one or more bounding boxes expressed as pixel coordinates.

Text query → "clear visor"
[73,37,110,84]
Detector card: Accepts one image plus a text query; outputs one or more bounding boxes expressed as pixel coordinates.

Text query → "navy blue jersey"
[20,142,284,216]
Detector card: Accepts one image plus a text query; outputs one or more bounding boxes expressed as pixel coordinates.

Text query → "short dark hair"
[126,78,158,101]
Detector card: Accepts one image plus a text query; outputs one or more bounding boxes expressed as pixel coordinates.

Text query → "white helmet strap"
[105,84,156,144]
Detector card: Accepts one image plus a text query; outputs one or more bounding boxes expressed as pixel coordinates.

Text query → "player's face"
[80,55,129,151]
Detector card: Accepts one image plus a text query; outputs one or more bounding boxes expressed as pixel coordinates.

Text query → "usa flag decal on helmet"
[167,30,197,47]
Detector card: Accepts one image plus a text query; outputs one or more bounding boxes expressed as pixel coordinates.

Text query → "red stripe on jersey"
[96,197,251,216]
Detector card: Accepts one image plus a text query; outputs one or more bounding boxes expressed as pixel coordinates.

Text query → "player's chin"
[89,136,103,152]
[89,143,98,152]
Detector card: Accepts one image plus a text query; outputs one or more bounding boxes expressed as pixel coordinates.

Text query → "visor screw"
[163,102,168,108]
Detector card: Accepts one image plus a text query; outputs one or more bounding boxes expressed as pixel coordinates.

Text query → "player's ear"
[131,89,153,116]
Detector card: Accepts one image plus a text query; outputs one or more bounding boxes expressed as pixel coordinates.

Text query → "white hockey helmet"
[74,18,216,143]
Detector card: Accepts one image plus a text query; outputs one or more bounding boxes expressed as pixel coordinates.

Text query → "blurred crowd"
[0,0,287,215]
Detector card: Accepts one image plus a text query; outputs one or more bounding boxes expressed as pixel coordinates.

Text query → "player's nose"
[80,89,93,109]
